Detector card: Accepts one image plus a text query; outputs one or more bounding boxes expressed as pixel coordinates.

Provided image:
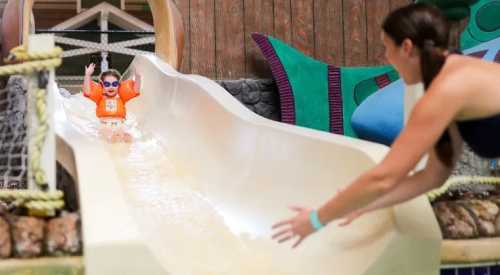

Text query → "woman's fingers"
[338,218,352,227]
[272,228,291,239]
[289,205,305,212]
[292,236,304,248]
[277,235,294,243]
[272,219,291,229]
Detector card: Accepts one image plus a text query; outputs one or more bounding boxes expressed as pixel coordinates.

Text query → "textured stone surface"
[46,212,81,256]
[11,216,45,258]
[434,197,500,239]
[0,216,11,258]
[452,144,491,176]
[217,79,280,121]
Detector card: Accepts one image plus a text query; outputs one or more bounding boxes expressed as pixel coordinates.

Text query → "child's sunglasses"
[102,81,119,87]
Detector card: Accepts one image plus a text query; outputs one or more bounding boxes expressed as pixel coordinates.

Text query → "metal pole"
[100,11,109,72]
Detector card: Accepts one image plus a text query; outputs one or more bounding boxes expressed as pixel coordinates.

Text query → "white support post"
[100,11,109,72]
[27,34,56,191]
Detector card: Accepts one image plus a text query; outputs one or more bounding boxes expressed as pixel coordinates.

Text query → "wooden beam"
[147,0,184,70]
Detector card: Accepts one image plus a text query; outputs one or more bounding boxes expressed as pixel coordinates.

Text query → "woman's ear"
[401,38,416,57]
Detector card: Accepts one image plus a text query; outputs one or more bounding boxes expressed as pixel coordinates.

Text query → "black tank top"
[457,115,500,158]
[450,49,500,159]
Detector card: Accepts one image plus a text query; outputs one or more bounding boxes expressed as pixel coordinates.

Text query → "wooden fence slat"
[190,0,216,78]
[274,0,292,44]
[390,0,410,11]
[173,0,191,73]
[32,9,77,28]
[314,0,343,65]
[343,0,367,66]
[215,0,245,79]
[366,0,390,65]
[291,0,314,57]
[31,0,404,78]
[244,0,274,77]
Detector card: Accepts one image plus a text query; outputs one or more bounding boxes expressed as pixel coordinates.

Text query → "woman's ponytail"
[420,40,447,89]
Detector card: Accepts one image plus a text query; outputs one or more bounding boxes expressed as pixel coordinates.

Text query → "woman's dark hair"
[383,3,454,166]
[99,69,122,82]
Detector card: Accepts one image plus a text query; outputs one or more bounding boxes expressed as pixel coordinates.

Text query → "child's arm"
[133,69,142,93]
[83,63,95,95]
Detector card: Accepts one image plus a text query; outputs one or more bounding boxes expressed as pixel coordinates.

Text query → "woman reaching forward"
[272,3,500,248]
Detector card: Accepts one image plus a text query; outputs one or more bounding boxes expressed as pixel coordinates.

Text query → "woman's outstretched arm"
[272,78,464,248]
[339,134,462,226]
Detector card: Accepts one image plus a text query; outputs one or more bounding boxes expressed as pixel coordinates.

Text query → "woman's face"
[382,32,420,83]
[102,75,119,97]
[382,32,403,70]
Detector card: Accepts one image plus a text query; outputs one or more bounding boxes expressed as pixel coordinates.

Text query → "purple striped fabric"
[467,50,488,59]
[328,66,343,134]
[251,33,296,124]
[495,50,500,63]
[375,74,391,88]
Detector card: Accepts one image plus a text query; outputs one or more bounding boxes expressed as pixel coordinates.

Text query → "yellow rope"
[25,200,65,211]
[5,46,63,62]
[0,58,62,76]
[0,189,64,217]
[427,176,500,202]
[0,190,63,201]
[30,88,49,186]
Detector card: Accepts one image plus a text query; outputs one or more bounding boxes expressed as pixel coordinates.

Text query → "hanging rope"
[0,45,64,216]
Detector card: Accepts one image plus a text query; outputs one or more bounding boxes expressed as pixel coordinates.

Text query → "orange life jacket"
[83,79,139,119]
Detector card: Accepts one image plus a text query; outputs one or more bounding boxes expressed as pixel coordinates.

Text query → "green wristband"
[309,210,324,231]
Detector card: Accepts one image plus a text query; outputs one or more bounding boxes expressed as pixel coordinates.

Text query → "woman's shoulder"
[443,53,500,84]
[445,52,494,70]
[425,55,472,100]
[439,54,481,85]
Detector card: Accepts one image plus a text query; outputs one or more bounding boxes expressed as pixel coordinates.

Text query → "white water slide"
[54,54,442,275]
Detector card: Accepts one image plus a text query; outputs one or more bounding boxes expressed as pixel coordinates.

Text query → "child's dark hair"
[99,69,122,82]
[383,3,454,166]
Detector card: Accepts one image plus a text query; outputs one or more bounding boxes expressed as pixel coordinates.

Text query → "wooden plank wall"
[175,0,411,79]
[3,0,413,79]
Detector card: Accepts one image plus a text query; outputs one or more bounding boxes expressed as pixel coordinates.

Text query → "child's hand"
[133,69,141,80]
[133,69,142,92]
[85,63,95,76]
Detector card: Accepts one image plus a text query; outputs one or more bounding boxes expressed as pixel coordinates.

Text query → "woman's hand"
[272,206,315,248]
[133,69,142,92]
[338,209,365,226]
[85,63,95,76]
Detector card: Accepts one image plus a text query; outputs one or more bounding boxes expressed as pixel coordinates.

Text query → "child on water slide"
[83,63,141,143]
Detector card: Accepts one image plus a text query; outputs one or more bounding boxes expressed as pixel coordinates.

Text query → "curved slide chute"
[54,53,441,274]
[3,1,442,274]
